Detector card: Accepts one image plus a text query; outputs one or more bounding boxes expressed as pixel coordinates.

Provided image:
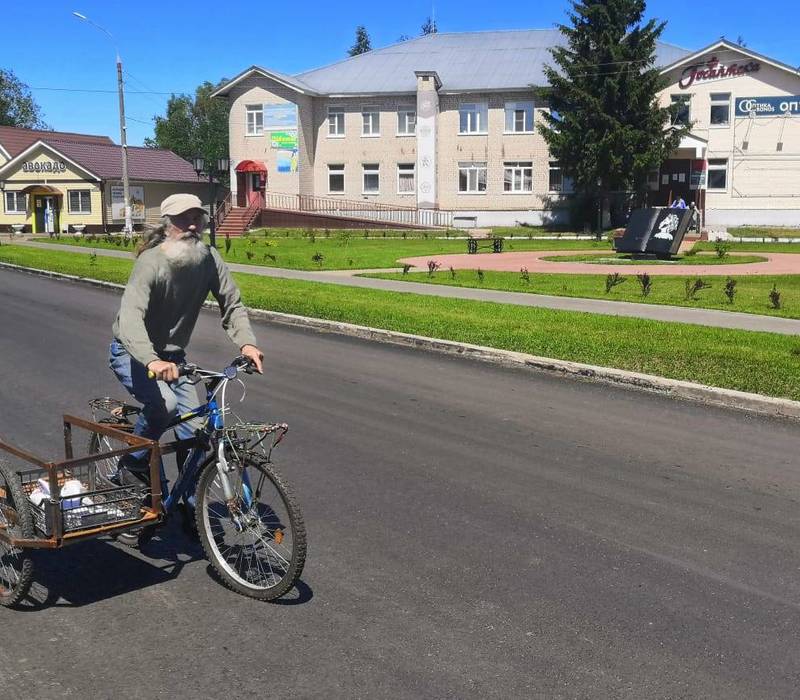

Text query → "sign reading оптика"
[735,96,800,117]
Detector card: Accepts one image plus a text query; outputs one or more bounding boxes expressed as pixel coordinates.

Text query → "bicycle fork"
[215,441,254,533]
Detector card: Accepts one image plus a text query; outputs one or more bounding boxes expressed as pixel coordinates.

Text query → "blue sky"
[3,0,798,146]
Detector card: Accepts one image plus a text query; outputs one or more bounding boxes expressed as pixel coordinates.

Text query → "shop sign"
[110,184,146,221]
[735,96,800,117]
[270,131,298,150]
[678,55,760,89]
[690,159,707,190]
[22,160,67,173]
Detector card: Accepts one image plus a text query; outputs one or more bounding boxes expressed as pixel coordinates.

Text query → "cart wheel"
[0,460,35,607]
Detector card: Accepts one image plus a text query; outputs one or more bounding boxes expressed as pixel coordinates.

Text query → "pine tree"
[538,0,687,226]
[421,16,438,35]
[348,26,372,56]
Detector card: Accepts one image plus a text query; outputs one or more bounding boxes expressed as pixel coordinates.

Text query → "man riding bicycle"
[109,193,263,498]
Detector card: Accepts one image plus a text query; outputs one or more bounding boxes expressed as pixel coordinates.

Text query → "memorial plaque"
[614,207,692,258]
[613,209,660,254]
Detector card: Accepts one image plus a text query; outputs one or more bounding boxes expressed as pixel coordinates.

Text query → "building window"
[246,105,263,136]
[707,158,728,190]
[397,163,415,194]
[504,102,534,133]
[397,107,416,135]
[710,93,730,126]
[671,95,690,126]
[328,164,345,193]
[458,162,487,193]
[548,162,574,193]
[362,106,380,136]
[4,191,26,214]
[328,106,345,137]
[503,161,533,193]
[68,190,92,214]
[459,103,488,134]
[362,163,380,194]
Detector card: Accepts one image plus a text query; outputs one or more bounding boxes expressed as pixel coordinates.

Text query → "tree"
[348,26,372,56]
[421,16,438,35]
[0,68,49,129]
[145,80,229,181]
[538,0,687,228]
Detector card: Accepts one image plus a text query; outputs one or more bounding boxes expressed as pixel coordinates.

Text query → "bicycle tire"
[195,453,306,601]
[0,460,35,607]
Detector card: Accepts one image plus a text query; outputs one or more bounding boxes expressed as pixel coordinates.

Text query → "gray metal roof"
[293,30,693,94]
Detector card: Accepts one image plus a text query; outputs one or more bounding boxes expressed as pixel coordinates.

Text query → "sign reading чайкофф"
[735,96,800,117]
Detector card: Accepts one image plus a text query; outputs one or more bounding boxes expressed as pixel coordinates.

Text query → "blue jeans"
[108,339,203,471]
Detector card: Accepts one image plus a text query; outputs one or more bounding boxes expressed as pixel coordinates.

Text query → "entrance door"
[236,172,248,207]
[658,160,693,206]
[34,195,60,234]
[248,173,264,207]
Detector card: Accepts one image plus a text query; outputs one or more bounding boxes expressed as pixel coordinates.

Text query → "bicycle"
[0,355,306,605]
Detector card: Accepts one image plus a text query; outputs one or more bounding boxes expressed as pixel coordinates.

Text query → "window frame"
[4,191,27,214]
[457,161,488,194]
[504,101,535,134]
[709,92,731,128]
[707,158,728,191]
[327,163,345,194]
[458,102,489,135]
[503,161,534,194]
[670,94,691,127]
[361,106,381,137]
[327,106,345,137]
[245,104,264,136]
[397,106,416,136]
[397,163,416,195]
[548,162,574,194]
[362,163,380,194]
[67,189,92,214]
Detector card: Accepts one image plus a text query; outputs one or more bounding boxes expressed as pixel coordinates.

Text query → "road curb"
[3,260,799,421]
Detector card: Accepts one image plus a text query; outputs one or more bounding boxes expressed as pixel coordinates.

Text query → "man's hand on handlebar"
[240,344,264,374]
[146,360,180,382]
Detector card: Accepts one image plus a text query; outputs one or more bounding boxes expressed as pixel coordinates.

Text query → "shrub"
[427,260,441,277]
[402,263,411,275]
[685,277,711,300]
[449,266,456,279]
[311,251,324,267]
[724,277,737,304]
[245,251,254,260]
[605,272,626,294]
[636,273,652,297]
[520,267,530,284]
[714,241,730,259]
[476,268,484,283]
[684,244,700,257]
[769,285,781,309]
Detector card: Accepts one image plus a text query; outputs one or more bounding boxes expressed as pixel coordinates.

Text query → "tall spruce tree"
[538,0,687,226]
[348,26,372,56]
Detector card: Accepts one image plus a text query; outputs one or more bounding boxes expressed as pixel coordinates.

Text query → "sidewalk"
[13,240,800,336]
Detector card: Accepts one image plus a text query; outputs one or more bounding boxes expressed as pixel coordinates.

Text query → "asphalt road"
[1,267,799,699]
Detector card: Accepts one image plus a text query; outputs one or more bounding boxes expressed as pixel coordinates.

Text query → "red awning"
[235,160,268,173]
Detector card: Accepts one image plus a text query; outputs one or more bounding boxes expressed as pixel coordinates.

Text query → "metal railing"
[215,191,232,228]
[262,191,453,228]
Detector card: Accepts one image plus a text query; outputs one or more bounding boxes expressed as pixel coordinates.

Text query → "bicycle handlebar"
[147,355,255,381]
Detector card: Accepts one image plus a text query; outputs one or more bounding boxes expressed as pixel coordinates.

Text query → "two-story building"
[213,31,800,228]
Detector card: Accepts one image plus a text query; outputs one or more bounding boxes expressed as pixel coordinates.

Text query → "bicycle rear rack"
[0,414,165,549]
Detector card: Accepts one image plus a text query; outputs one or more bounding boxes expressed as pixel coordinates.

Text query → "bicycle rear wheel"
[0,460,34,607]
[195,453,306,601]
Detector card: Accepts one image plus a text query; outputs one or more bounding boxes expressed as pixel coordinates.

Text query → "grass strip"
[539,253,767,265]
[1,244,799,400]
[368,269,800,319]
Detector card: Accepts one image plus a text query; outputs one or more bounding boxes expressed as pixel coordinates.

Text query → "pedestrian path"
[13,240,800,336]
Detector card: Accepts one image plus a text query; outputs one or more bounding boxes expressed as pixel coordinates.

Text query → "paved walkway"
[11,240,800,336]
[399,250,800,276]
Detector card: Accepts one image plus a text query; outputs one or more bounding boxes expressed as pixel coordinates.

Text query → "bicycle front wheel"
[195,454,306,601]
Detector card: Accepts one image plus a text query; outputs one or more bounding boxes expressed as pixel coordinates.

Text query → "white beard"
[160,237,207,267]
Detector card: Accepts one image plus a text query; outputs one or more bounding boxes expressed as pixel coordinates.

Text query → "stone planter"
[72,224,86,236]
[11,224,25,236]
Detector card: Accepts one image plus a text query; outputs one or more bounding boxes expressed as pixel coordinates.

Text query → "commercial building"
[214,31,800,228]
[0,126,208,234]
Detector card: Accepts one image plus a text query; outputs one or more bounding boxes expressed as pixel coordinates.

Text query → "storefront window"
[68,190,92,214]
[4,191,26,214]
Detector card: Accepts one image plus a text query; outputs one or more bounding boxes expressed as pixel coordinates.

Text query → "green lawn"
[540,252,767,265]
[29,234,613,270]
[368,269,800,319]
[1,244,799,401]
[729,226,800,239]
[695,241,800,254]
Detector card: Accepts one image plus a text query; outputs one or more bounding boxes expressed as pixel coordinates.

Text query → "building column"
[415,71,441,209]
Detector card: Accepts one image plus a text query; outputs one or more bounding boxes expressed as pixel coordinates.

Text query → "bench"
[467,237,504,254]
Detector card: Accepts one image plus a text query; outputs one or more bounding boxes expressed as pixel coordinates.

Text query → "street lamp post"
[193,156,229,249]
[73,11,133,237]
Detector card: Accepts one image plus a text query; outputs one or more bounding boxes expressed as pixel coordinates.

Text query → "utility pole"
[73,11,132,236]
[116,54,133,237]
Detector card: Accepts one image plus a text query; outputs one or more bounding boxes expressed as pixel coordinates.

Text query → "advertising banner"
[111,185,145,221]
[263,104,297,130]
[270,131,298,150]
[735,96,800,117]
[276,149,298,173]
